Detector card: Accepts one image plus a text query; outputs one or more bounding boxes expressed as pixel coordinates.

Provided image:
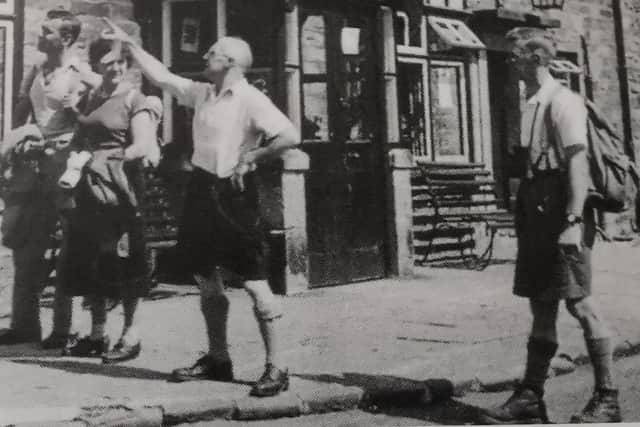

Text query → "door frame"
[299,0,388,286]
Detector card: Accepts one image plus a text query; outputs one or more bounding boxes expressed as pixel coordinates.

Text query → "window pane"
[448,0,465,8]
[398,62,428,156]
[301,14,329,141]
[339,16,374,142]
[170,1,213,71]
[430,65,464,157]
[302,82,329,141]
[301,15,327,74]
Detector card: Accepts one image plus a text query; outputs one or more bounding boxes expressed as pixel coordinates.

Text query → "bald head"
[207,37,253,71]
[506,27,557,65]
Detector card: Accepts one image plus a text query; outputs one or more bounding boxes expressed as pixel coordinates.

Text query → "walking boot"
[478,387,549,424]
[570,389,622,423]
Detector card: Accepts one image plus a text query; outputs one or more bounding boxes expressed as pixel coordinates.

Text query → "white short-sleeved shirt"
[23,57,92,140]
[171,77,294,178]
[520,74,587,171]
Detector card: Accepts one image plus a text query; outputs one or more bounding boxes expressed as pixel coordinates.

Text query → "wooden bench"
[412,161,515,270]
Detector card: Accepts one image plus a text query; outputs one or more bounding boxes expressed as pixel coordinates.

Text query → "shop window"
[166,1,213,72]
[429,61,469,161]
[427,16,485,52]
[398,59,429,157]
[301,14,329,141]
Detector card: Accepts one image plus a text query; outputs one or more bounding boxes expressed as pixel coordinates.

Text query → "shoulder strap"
[542,84,570,168]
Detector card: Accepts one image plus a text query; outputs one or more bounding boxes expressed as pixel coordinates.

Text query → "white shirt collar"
[526,73,559,105]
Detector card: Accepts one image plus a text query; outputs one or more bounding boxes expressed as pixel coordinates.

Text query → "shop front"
[133,0,414,290]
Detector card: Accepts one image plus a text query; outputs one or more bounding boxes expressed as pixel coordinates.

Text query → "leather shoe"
[102,341,141,364]
[570,389,622,423]
[63,335,110,358]
[0,328,39,345]
[42,332,78,350]
[170,355,233,382]
[478,387,549,424]
[249,364,289,397]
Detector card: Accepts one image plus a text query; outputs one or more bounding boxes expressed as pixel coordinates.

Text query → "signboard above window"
[427,16,485,51]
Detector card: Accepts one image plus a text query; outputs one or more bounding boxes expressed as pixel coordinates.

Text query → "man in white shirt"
[0,9,100,348]
[102,19,299,397]
[479,27,621,424]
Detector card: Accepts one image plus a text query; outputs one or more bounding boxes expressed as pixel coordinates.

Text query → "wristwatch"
[566,213,583,226]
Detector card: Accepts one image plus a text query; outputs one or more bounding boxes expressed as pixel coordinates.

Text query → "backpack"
[547,87,639,213]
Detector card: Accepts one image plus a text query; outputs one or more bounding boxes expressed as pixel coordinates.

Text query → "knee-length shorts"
[513,171,596,301]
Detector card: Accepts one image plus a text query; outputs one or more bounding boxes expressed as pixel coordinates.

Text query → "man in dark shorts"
[102,20,299,397]
[479,28,621,424]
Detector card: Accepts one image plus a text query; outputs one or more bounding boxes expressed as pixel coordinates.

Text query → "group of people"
[0,8,624,420]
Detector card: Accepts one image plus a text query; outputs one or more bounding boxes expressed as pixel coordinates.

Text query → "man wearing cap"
[479,27,621,424]
[0,9,100,348]
[102,19,298,397]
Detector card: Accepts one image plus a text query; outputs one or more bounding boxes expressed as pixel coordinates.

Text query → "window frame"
[428,59,470,163]
[397,56,431,159]
[395,11,427,56]
[0,20,13,139]
[427,16,485,51]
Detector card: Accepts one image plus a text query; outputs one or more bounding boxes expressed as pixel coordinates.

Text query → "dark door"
[299,1,387,287]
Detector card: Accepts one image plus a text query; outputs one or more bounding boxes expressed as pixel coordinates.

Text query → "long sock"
[121,297,140,345]
[200,294,230,362]
[90,297,107,340]
[522,337,558,396]
[586,337,615,390]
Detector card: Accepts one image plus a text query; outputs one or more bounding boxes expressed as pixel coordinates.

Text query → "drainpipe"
[612,0,634,161]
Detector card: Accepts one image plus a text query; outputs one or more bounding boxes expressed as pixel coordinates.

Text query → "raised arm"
[101,18,194,100]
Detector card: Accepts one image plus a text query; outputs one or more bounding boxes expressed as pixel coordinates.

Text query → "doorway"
[299,1,387,287]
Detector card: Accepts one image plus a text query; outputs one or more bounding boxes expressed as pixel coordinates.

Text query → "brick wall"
[22,0,138,84]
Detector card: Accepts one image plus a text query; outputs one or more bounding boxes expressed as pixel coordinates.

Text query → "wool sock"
[90,323,106,340]
[201,294,231,362]
[586,337,615,391]
[522,337,558,396]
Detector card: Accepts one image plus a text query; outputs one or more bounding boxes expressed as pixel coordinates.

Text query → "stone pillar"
[279,149,310,295]
[279,4,309,294]
[380,6,414,278]
[478,49,493,171]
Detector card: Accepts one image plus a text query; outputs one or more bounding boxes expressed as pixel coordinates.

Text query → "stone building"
[2,0,639,292]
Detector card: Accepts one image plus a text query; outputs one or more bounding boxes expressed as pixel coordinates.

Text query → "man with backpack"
[479,27,622,424]
[0,9,100,348]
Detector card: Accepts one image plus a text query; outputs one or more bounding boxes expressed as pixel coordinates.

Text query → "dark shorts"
[175,168,269,281]
[513,171,596,301]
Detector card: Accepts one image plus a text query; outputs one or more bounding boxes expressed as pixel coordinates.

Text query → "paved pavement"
[1,237,640,425]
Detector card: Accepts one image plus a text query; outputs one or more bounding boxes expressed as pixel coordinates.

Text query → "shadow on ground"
[11,358,172,380]
[295,372,485,424]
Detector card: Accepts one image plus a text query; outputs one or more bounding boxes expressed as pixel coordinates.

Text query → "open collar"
[526,73,559,106]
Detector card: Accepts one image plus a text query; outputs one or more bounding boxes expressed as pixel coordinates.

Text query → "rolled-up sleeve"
[552,93,588,150]
[248,91,295,139]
